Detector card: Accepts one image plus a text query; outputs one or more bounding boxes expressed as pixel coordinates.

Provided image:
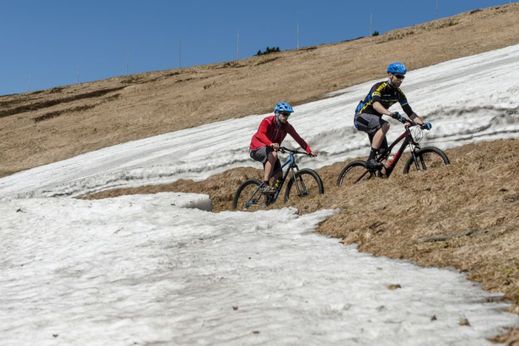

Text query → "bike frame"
[242,152,298,208]
[377,126,420,177]
[267,150,300,204]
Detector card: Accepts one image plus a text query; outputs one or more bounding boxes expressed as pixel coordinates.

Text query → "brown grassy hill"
[1,3,519,176]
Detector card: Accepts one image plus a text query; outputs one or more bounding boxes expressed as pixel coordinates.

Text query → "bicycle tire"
[232,179,266,210]
[284,168,324,203]
[403,146,450,174]
[336,160,374,187]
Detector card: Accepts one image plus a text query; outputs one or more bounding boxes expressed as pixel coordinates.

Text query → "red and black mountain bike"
[337,119,450,187]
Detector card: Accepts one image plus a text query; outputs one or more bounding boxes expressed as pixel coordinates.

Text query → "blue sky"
[0,0,514,95]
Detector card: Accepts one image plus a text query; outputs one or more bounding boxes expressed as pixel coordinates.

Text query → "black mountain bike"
[337,120,450,187]
[232,147,324,210]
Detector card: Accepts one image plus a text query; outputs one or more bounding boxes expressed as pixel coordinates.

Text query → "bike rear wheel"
[336,160,374,187]
[403,146,450,173]
[232,179,267,210]
[284,169,324,203]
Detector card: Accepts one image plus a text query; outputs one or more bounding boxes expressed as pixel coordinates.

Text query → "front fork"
[291,166,309,196]
[409,144,424,171]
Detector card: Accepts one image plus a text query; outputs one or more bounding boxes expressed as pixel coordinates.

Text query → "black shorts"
[354,113,388,135]
[250,147,282,174]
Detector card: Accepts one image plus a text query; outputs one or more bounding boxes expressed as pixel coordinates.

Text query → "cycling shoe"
[366,159,382,170]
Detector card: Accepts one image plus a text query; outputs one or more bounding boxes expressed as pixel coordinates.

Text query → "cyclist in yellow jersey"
[354,62,431,170]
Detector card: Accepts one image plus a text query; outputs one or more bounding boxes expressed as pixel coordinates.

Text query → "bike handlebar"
[392,112,431,130]
[280,146,311,155]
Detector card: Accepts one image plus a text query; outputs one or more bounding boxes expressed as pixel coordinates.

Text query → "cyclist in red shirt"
[250,102,315,193]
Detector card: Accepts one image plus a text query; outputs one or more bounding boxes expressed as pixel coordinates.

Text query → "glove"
[390,112,405,123]
[421,122,432,130]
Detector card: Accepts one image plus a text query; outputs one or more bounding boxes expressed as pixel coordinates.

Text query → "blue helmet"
[387,62,407,75]
[274,101,294,114]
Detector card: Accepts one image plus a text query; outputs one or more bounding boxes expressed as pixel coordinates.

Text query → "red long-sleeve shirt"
[249,115,312,154]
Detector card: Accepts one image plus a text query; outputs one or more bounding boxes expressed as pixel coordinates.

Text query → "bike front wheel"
[284,169,324,203]
[403,146,450,173]
[336,160,374,187]
[232,179,267,211]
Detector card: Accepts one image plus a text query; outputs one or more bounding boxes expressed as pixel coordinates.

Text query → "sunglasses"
[394,74,405,80]
[280,112,291,117]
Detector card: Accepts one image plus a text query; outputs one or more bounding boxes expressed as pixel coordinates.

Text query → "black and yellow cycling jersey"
[355,80,414,116]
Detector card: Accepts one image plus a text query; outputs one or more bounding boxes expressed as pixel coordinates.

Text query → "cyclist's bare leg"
[264,151,278,185]
[371,122,389,151]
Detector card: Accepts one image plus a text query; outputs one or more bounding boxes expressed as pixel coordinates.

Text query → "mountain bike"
[232,147,324,210]
[337,119,450,187]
